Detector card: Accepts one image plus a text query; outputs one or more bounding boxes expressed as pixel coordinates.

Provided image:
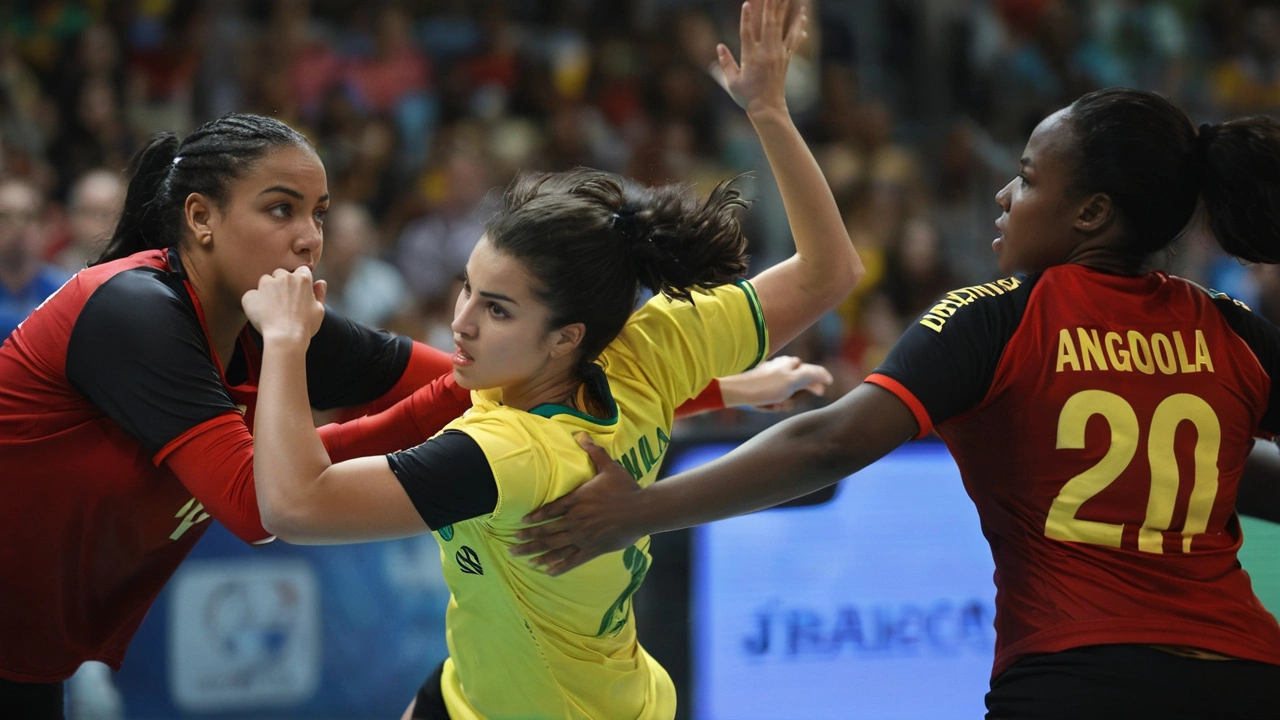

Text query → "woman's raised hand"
[717,0,808,117]
[242,266,327,345]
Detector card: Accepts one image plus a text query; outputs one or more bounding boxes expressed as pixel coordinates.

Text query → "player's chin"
[452,367,481,389]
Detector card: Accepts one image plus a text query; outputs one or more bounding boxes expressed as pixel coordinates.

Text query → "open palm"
[717,0,808,116]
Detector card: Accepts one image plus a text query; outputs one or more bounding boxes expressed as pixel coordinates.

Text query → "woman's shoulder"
[72,250,189,309]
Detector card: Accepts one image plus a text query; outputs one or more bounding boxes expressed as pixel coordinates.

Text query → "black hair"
[484,168,751,374]
[92,114,313,265]
[1065,87,1280,263]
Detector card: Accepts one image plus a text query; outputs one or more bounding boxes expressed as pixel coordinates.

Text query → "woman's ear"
[548,322,586,359]
[1075,192,1114,235]
[184,193,215,247]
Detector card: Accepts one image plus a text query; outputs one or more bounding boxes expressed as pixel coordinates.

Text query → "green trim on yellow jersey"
[736,278,767,369]
[528,364,618,425]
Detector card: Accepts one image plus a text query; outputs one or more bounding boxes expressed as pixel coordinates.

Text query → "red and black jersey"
[866,264,1280,679]
[0,248,456,683]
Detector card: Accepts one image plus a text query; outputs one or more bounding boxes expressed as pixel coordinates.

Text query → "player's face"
[451,235,566,393]
[0,182,43,260]
[205,144,328,299]
[993,108,1082,275]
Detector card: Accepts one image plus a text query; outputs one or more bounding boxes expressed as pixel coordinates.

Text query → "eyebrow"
[479,290,518,305]
[258,186,330,203]
[1019,157,1034,169]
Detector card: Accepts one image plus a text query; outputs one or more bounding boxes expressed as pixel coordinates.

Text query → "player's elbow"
[803,248,864,309]
[256,490,317,543]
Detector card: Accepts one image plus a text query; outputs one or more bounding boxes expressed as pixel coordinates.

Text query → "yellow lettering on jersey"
[918,277,1022,333]
[1127,331,1154,374]
[1173,332,1196,373]
[1104,332,1131,371]
[1056,329,1081,372]
[1194,330,1214,372]
[1151,333,1176,374]
[1056,327,1214,374]
[171,498,211,541]
[1077,328,1107,371]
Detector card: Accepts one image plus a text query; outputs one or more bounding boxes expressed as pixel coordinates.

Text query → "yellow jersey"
[433,281,766,719]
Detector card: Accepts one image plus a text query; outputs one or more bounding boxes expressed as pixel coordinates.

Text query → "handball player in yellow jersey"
[244,1,862,717]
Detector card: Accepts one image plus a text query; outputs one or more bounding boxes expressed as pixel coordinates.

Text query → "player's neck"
[179,249,247,371]
[500,364,581,413]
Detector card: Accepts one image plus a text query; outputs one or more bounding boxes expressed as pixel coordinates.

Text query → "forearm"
[634,383,915,535]
[750,108,862,301]
[320,374,472,462]
[255,335,333,530]
[638,404,860,534]
[1238,441,1280,523]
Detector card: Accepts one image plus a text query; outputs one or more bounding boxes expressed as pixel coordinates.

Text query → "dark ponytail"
[485,168,750,373]
[92,113,313,265]
[1065,88,1280,264]
[96,132,181,264]
[1065,88,1201,259]
[1197,117,1280,264]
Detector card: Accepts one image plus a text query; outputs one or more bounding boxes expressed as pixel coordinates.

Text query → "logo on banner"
[169,559,320,711]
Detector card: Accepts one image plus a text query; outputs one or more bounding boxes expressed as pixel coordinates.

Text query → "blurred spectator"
[316,201,410,329]
[0,32,51,181]
[344,5,432,115]
[991,0,1126,140]
[1210,3,1280,114]
[56,167,123,273]
[930,119,1007,285]
[0,177,69,338]
[880,216,962,321]
[1091,0,1189,98]
[47,76,134,200]
[394,147,490,308]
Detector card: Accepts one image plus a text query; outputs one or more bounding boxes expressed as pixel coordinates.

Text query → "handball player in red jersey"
[0,110,824,717]
[514,87,1280,718]
[0,113,468,715]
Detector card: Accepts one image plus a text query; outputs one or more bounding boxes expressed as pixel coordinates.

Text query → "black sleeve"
[1211,296,1280,435]
[872,275,1038,427]
[249,307,413,410]
[66,269,239,456]
[386,430,498,530]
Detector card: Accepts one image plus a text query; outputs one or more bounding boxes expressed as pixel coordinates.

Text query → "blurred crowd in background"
[5,0,1280,431]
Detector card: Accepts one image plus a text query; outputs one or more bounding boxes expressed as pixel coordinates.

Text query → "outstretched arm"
[512,382,917,574]
[1238,440,1280,524]
[725,0,864,354]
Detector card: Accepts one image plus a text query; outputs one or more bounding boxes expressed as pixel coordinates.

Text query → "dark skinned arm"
[510,383,919,574]
[1238,440,1280,524]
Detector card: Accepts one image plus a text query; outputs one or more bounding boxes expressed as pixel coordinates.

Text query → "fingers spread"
[740,1,755,45]
[545,549,585,576]
[510,527,574,555]
[784,6,809,53]
[521,497,570,524]
[717,43,741,83]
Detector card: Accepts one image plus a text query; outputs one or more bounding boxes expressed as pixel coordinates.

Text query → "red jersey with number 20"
[866,263,1280,679]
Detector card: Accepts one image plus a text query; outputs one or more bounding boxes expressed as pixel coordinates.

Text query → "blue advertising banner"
[115,528,452,719]
[686,440,995,720]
